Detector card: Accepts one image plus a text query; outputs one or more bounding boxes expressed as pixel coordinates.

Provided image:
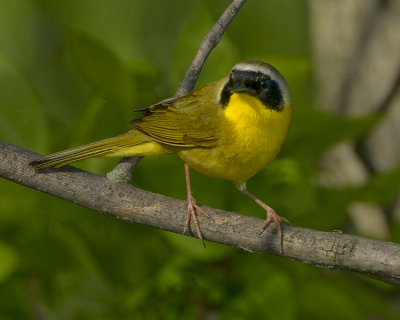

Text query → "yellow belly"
[178,93,292,186]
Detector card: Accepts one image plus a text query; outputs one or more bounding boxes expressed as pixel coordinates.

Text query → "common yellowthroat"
[31,60,293,245]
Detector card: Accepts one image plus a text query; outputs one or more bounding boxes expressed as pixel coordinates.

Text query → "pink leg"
[184,163,211,247]
[238,183,289,245]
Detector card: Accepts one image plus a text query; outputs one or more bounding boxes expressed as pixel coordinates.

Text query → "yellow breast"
[178,92,292,186]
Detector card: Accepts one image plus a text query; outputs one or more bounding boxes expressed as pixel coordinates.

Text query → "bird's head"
[220,60,291,112]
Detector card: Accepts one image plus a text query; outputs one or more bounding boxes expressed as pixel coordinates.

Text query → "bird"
[31,60,293,246]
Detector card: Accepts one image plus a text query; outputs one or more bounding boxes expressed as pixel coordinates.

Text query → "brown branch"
[108,0,247,183]
[1,141,400,286]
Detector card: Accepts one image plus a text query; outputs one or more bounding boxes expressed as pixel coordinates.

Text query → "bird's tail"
[30,130,166,169]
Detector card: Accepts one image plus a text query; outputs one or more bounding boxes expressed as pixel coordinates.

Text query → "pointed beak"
[231,83,256,96]
[231,82,248,92]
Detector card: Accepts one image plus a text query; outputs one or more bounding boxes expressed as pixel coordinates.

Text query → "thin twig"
[176,0,247,96]
[1,141,400,287]
[106,156,143,183]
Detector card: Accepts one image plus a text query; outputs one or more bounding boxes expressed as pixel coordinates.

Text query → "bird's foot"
[238,185,290,252]
[184,194,212,247]
[259,206,290,252]
[260,207,290,239]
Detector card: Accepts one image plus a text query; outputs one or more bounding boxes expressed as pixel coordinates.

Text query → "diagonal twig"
[176,0,247,96]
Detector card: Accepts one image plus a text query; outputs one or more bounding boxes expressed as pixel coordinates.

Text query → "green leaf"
[321,165,400,207]
[66,29,133,105]
[299,280,364,320]
[0,242,18,283]
[358,165,400,205]
[284,107,381,158]
[0,54,48,150]
[165,232,231,261]
[173,1,238,88]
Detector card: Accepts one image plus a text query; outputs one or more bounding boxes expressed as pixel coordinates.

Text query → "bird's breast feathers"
[178,92,292,184]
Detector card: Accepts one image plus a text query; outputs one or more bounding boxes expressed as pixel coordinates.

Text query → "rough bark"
[1,141,400,286]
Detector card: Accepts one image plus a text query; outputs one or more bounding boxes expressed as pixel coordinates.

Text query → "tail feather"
[30,130,155,169]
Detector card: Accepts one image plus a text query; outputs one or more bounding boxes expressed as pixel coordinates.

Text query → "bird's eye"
[260,78,270,88]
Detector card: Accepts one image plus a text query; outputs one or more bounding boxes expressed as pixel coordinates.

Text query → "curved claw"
[183,163,214,247]
[260,208,289,238]
[184,193,212,247]
[237,185,290,253]
[259,208,290,253]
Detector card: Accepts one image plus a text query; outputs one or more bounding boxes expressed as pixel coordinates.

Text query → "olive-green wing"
[131,89,221,148]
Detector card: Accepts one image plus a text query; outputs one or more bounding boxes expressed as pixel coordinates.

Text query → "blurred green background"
[0,0,399,319]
